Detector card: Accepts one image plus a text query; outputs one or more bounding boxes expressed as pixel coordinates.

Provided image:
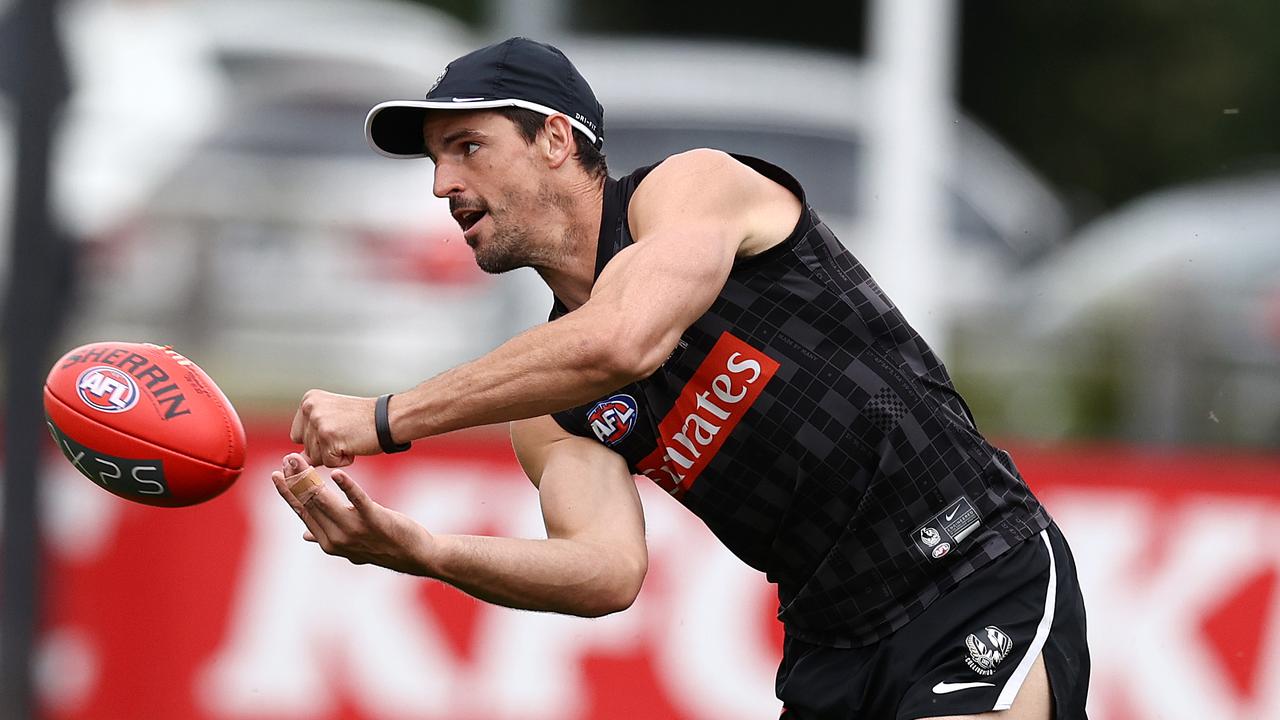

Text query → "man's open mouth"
[453,209,487,233]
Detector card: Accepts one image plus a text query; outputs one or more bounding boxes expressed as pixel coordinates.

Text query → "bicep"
[582,151,774,371]
[511,416,646,556]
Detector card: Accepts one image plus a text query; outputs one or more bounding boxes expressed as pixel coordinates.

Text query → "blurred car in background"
[44,0,1071,411]
[53,0,521,405]
[1028,170,1280,445]
[560,36,1071,314]
[949,169,1280,447]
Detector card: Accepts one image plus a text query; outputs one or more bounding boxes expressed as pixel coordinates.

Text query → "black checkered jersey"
[549,154,1050,647]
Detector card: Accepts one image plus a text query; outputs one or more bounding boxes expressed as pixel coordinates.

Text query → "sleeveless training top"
[550,154,1050,647]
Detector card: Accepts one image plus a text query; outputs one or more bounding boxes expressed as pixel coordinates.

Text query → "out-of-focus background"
[3,0,1279,718]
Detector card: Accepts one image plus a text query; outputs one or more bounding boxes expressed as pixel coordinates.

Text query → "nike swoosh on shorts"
[932,681,996,694]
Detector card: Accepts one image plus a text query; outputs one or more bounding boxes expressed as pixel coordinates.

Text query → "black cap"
[365,37,604,159]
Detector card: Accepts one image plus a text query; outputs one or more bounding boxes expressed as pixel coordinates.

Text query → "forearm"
[390,311,642,440]
[425,533,643,617]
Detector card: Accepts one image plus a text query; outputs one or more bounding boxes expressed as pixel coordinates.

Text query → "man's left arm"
[271,415,648,617]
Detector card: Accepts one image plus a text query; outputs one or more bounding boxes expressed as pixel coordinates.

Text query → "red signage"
[31,429,1280,719]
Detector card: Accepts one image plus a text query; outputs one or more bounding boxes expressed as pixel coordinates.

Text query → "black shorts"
[776,521,1090,719]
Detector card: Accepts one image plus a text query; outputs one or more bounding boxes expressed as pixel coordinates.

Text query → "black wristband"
[375,393,412,454]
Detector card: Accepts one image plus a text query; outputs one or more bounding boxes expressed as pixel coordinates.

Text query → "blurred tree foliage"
[569,0,868,55]
[418,0,486,26]
[960,1,1280,221]
[411,0,1280,220]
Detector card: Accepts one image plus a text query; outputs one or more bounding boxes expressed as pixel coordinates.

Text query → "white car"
[561,36,1069,279]
[1016,170,1280,445]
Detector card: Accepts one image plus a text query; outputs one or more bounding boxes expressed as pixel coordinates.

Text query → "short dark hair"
[494,107,608,180]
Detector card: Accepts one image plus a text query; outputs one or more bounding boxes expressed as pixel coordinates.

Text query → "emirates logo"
[636,332,778,498]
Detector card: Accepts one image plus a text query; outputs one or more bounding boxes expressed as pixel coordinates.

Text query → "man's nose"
[433,163,464,199]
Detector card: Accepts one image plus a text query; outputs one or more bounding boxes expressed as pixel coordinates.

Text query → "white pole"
[490,0,571,42]
[864,0,958,355]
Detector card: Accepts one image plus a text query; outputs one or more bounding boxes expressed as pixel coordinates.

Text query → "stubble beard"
[472,184,573,275]
[472,218,531,275]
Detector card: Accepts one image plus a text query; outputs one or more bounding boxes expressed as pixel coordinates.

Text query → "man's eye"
[464,142,481,155]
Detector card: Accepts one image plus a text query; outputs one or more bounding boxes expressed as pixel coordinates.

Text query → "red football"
[43,341,246,507]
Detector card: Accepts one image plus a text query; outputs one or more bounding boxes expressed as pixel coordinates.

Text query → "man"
[277,37,1090,719]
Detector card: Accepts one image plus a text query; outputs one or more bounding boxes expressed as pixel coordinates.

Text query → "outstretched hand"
[271,453,435,575]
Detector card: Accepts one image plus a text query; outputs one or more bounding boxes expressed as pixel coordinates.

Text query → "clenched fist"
[289,389,380,467]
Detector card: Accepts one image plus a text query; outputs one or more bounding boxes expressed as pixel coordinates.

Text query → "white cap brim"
[365,98,600,159]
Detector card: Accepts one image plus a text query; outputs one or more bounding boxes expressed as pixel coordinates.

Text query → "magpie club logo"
[965,626,1014,676]
[76,365,140,413]
[587,394,639,445]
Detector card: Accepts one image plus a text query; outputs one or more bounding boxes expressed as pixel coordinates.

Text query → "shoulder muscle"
[629,149,800,257]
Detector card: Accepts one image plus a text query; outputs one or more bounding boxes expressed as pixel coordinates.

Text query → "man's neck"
[536,176,606,310]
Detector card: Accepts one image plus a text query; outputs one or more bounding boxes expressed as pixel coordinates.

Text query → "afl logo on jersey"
[587,394,638,446]
[76,366,140,413]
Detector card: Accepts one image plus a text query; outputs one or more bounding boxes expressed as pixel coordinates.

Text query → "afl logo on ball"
[587,394,638,445]
[76,365,140,413]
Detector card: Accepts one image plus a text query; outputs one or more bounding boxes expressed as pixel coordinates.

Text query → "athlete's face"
[424,111,563,274]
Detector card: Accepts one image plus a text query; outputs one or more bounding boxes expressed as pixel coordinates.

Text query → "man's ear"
[541,114,576,169]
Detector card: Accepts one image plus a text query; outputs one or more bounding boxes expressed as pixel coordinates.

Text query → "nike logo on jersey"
[931,681,995,694]
[945,504,959,521]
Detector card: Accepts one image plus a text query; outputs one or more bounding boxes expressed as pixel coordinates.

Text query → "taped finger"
[286,466,325,505]
[271,464,330,547]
